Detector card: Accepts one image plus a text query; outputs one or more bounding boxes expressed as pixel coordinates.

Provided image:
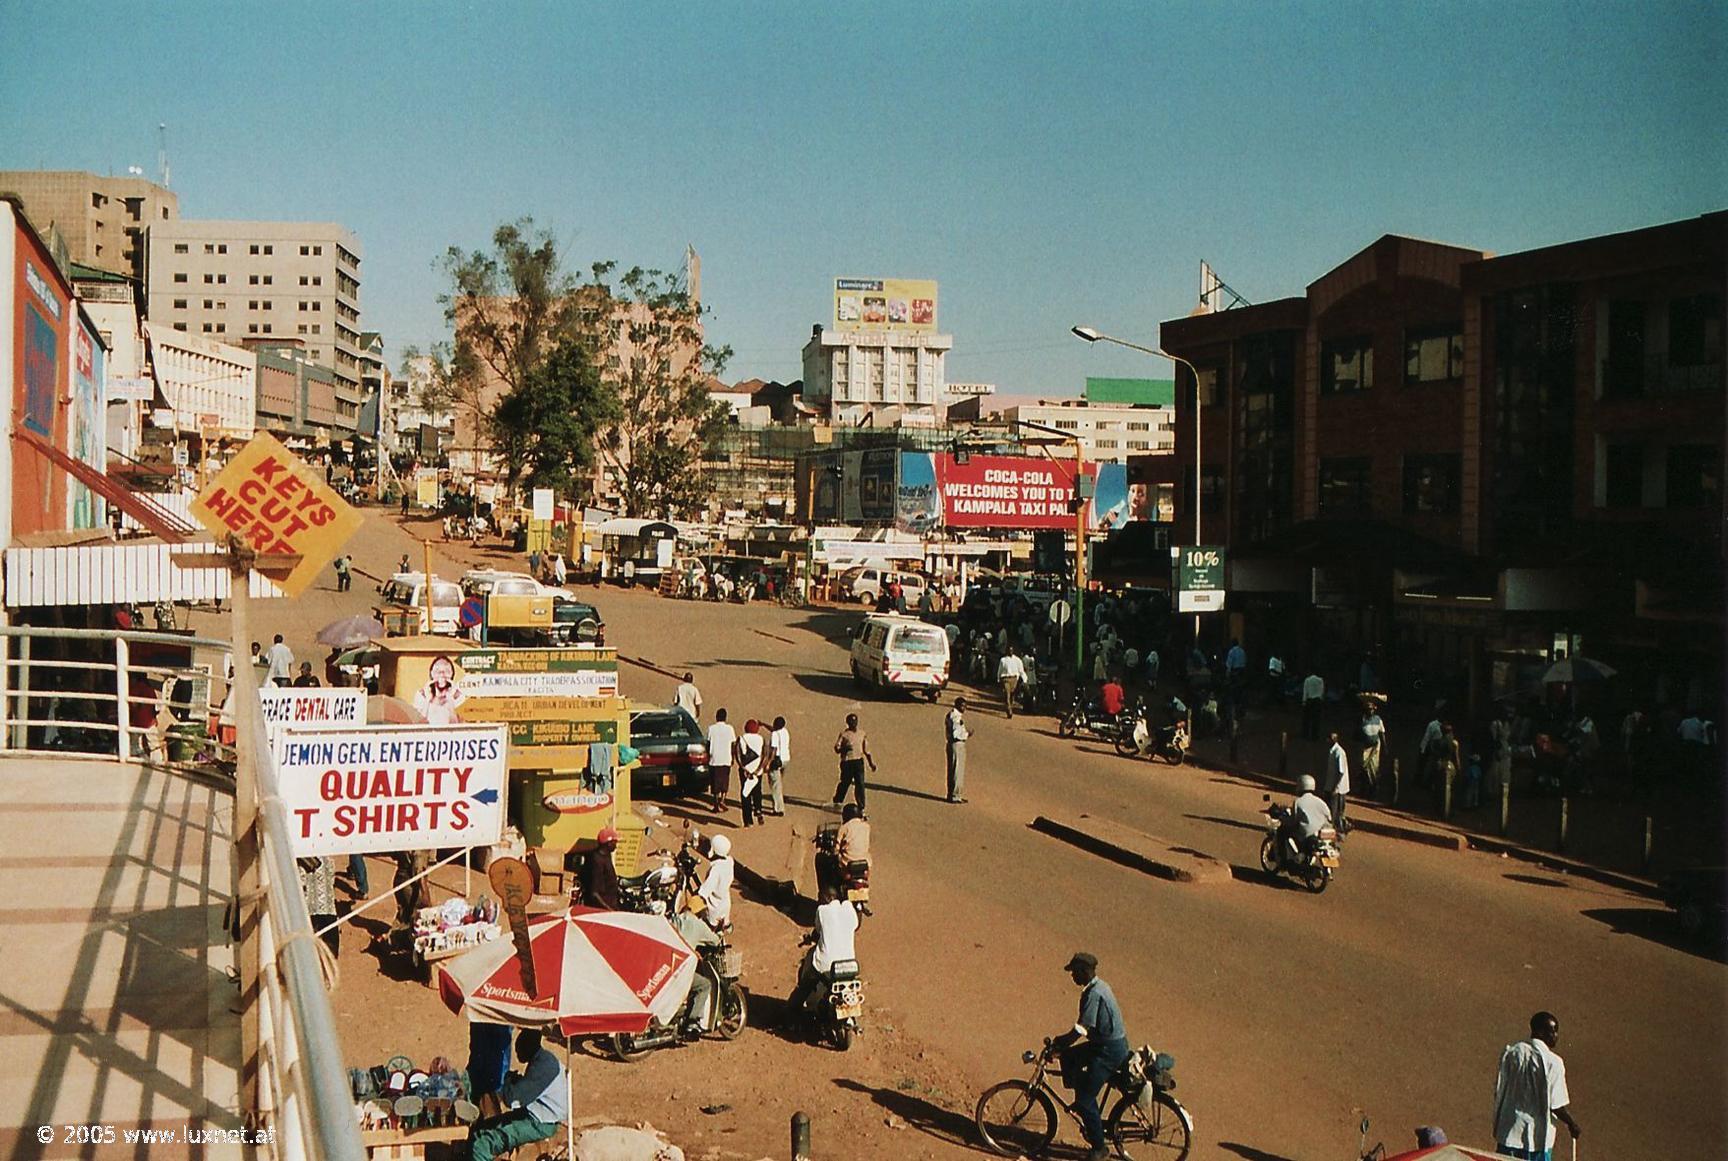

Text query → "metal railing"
[0,626,365,1160]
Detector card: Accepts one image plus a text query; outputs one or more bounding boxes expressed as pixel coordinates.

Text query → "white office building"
[998,398,1176,464]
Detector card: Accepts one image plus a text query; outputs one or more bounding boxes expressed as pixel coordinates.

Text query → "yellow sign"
[415,471,439,509]
[189,431,364,597]
[833,277,938,333]
[526,519,552,554]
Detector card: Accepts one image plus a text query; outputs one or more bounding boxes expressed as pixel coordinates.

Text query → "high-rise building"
[802,277,951,426]
[144,220,363,394]
[0,170,178,282]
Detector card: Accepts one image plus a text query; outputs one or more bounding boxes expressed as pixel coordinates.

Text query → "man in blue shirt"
[466,1029,567,1160]
[1052,953,1131,1161]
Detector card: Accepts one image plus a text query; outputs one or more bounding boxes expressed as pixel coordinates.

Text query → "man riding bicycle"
[1051,952,1131,1161]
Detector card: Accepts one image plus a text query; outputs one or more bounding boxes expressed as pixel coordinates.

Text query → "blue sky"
[2,1,1722,393]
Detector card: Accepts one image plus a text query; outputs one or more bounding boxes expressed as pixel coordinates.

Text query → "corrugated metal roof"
[4,542,284,607]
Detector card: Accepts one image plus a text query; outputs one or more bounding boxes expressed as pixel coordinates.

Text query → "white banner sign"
[461,670,618,699]
[274,723,508,857]
[531,488,554,522]
[1177,589,1226,613]
[259,687,367,743]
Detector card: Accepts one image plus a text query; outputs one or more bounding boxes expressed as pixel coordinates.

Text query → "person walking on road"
[767,716,790,816]
[675,672,703,722]
[333,553,352,592]
[264,634,295,688]
[945,697,970,803]
[1301,669,1325,740]
[997,649,1026,718]
[1324,731,1351,834]
[1359,701,1387,798]
[832,712,876,813]
[1051,952,1131,1161]
[705,709,737,815]
[737,719,766,827]
[1494,1010,1581,1160]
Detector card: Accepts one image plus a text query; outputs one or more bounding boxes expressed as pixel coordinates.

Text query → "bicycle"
[975,1039,1192,1159]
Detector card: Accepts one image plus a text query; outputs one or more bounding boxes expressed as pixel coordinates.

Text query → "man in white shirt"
[697,833,734,931]
[1494,1011,1581,1160]
[997,650,1027,718]
[263,634,294,688]
[767,716,791,816]
[1301,670,1325,739]
[675,673,702,722]
[1278,775,1332,863]
[705,709,737,814]
[788,885,861,1015]
[945,697,970,804]
[1324,732,1352,834]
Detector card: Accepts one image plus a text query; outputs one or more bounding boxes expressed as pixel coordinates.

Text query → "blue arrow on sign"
[471,788,500,805]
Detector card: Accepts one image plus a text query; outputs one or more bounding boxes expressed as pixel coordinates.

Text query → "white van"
[839,567,928,606]
[849,614,951,700]
[378,573,465,635]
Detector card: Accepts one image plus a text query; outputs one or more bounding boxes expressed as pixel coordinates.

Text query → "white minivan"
[849,614,951,701]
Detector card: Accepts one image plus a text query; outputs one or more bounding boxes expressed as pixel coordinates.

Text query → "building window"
[1196,367,1222,408]
[248,324,258,334]
[312,301,321,311]
[248,300,257,310]
[1319,457,1373,517]
[263,275,272,285]
[215,323,225,333]
[174,323,187,331]
[313,245,322,255]
[1670,292,1724,369]
[201,323,213,333]
[204,244,215,254]
[1402,453,1461,514]
[1603,442,1644,507]
[263,300,272,309]
[1321,336,1374,393]
[203,298,214,308]
[173,272,187,283]
[298,325,308,334]
[300,246,310,256]
[172,298,187,309]
[173,243,188,254]
[1127,421,1150,431]
[1095,439,1119,449]
[249,275,259,285]
[299,276,309,286]
[264,244,273,255]
[217,274,227,284]
[262,324,272,334]
[298,302,307,312]
[218,244,228,254]
[1404,325,1464,384]
[1666,444,1720,509]
[1128,440,1149,450]
[250,244,260,255]
[312,324,322,334]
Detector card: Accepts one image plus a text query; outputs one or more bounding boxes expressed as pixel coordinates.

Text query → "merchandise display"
[412,896,502,964]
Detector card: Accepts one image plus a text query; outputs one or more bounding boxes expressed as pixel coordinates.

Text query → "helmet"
[708,834,731,858]
[1298,775,1317,793]
[595,827,618,846]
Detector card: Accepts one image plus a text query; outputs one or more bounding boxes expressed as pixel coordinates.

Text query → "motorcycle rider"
[1051,952,1131,1161]
[1278,774,1333,864]
[578,827,621,910]
[671,902,721,1034]
[787,883,860,1023]
[696,834,734,932]
[1099,674,1126,718]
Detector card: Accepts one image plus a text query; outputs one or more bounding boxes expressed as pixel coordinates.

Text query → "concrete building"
[996,397,1176,464]
[0,170,178,283]
[67,263,155,465]
[254,344,360,445]
[801,322,953,426]
[144,220,363,393]
[143,322,256,443]
[1147,211,1725,716]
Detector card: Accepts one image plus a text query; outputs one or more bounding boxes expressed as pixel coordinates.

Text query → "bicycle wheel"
[975,1080,1057,1157]
[1107,1090,1191,1159]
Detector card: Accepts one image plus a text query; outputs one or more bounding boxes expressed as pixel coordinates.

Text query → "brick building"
[1144,211,1724,717]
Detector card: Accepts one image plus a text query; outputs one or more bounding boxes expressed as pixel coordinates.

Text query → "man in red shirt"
[1099,676,1126,717]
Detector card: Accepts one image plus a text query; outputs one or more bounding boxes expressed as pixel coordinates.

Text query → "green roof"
[1085,377,1174,406]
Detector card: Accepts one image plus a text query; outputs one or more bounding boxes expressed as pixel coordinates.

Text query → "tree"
[594,265,732,518]
[491,338,618,495]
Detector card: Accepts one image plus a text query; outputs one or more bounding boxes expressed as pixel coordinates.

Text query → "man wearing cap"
[579,827,620,910]
[945,697,970,804]
[1052,952,1131,1161]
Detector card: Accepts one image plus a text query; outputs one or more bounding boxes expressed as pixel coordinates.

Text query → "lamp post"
[1014,419,1088,678]
[1071,325,1205,643]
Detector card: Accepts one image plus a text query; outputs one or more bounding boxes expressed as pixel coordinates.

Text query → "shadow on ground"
[1218,1143,1299,1161]
[1185,813,1264,833]
[1580,906,1728,964]
[831,1077,999,1155]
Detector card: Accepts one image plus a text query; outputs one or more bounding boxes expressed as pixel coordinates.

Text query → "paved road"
[221,512,1726,1158]
[592,580,1724,1159]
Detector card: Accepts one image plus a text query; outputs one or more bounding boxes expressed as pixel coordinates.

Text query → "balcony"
[1602,352,1724,398]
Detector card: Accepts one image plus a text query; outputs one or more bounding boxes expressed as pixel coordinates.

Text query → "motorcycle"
[607,940,749,1060]
[619,834,703,917]
[1057,693,1132,742]
[813,821,872,916]
[1114,710,1189,765]
[796,949,865,1052]
[1259,796,1340,893]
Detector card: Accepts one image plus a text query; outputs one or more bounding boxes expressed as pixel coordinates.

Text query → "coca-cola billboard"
[897,453,1128,532]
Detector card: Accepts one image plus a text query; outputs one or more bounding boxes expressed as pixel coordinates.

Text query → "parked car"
[628,706,708,797]
[376,573,464,635]
[838,566,928,606]
[554,596,605,644]
[850,613,950,700]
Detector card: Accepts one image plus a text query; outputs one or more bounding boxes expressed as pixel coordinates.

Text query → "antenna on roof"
[1197,260,1249,314]
[157,123,170,190]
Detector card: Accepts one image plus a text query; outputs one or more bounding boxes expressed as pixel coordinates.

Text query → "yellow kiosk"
[371,637,648,876]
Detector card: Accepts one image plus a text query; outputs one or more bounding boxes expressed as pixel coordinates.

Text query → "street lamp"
[1071,325,1205,641]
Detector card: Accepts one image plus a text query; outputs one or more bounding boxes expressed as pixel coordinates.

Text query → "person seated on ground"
[465,1029,567,1161]
[578,827,620,910]
[1280,774,1333,859]
[787,884,861,1018]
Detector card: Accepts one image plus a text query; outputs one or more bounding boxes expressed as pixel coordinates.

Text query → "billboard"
[897,453,1128,532]
[1084,377,1175,406]
[833,277,937,334]
[70,317,106,529]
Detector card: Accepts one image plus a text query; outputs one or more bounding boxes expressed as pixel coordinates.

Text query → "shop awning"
[4,540,283,607]
[13,428,199,542]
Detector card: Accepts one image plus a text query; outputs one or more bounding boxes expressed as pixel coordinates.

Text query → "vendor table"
[359,1124,468,1160]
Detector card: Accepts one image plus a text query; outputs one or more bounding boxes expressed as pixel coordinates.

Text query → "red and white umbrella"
[436,905,696,1036]
[1386,1146,1525,1161]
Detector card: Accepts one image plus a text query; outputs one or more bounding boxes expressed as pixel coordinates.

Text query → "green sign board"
[1084,377,1176,406]
[508,717,619,747]
[1177,545,1226,613]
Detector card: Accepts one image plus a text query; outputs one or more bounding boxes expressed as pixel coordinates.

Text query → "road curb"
[1346,816,1467,851]
[1461,835,1660,898]
[1032,815,1233,884]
